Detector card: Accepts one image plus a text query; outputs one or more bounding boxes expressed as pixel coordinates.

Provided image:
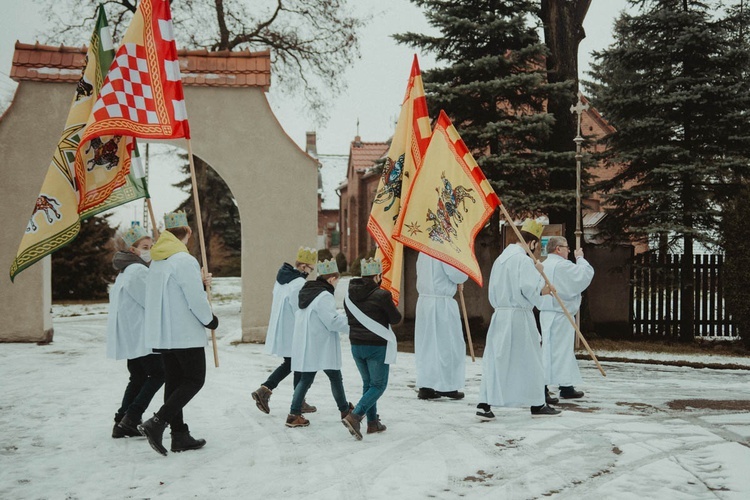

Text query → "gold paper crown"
[520,218,544,240]
[360,258,382,277]
[122,222,150,248]
[296,246,318,266]
[316,259,339,276]
[164,211,189,229]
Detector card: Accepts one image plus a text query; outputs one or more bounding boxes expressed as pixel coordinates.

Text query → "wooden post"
[187,139,219,368]
[499,203,605,377]
[458,287,475,362]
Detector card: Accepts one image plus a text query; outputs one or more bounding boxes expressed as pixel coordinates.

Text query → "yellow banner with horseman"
[10,6,134,280]
[393,110,500,286]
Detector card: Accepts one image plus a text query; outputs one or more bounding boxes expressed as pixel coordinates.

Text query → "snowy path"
[2,284,750,499]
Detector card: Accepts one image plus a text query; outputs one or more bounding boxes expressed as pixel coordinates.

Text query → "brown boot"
[301,401,317,413]
[251,385,272,414]
[367,416,387,434]
[342,412,364,440]
[340,402,354,419]
[285,414,310,428]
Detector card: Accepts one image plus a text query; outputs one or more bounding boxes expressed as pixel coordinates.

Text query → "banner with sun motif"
[366,55,432,304]
[10,6,119,281]
[75,0,189,213]
[394,110,500,286]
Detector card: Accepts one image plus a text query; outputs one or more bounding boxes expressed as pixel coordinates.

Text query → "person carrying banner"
[342,258,402,440]
[107,222,164,439]
[476,219,559,420]
[286,260,351,428]
[540,236,595,400]
[139,211,218,456]
[414,253,469,401]
[251,247,319,415]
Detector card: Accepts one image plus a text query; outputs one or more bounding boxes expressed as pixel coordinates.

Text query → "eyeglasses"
[557,245,571,252]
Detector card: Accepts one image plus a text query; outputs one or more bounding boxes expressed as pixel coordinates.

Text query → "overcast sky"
[0,0,630,153]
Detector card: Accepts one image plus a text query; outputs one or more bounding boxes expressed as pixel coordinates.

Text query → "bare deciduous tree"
[37,0,367,116]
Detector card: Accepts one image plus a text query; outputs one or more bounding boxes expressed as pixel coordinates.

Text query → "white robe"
[144,253,213,350]
[414,253,469,392]
[539,254,595,386]
[264,277,306,358]
[107,263,150,360]
[479,244,546,407]
[291,292,349,372]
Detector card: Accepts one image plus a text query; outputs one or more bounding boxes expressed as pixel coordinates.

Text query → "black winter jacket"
[298,277,335,309]
[345,278,402,346]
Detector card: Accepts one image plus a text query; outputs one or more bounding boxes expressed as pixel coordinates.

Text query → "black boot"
[116,414,143,438]
[139,414,168,456]
[545,386,559,405]
[436,390,465,400]
[171,425,206,452]
[560,386,585,399]
[417,387,441,400]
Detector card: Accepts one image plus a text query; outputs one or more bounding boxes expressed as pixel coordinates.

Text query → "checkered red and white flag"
[75,0,189,212]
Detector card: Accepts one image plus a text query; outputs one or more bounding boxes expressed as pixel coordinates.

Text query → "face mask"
[139,250,152,263]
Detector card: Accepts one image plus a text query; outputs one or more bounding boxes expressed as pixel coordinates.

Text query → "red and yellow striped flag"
[394,110,500,286]
[366,55,431,304]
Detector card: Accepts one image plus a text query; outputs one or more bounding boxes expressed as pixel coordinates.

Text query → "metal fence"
[630,254,736,338]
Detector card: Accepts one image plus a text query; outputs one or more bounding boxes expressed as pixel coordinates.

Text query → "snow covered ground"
[2,278,750,499]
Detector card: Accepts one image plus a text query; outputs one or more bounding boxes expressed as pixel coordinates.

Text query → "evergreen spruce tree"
[174,154,242,277]
[395,0,572,222]
[586,0,750,341]
[52,214,116,300]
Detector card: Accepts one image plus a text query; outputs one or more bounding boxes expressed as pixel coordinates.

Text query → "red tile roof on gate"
[10,42,271,90]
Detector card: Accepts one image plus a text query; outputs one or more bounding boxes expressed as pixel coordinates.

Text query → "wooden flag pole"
[458,287,475,362]
[498,203,606,377]
[146,198,160,240]
[187,139,219,368]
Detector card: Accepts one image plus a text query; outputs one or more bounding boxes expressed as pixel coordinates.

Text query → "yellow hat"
[521,218,544,240]
[296,247,318,266]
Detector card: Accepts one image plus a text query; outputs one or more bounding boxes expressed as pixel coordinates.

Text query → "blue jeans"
[351,344,389,423]
[290,370,348,415]
[263,357,301,390]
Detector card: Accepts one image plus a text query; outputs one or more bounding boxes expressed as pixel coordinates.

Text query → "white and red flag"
[75,0,189,212]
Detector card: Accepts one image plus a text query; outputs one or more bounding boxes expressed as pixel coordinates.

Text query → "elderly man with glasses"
[539,236,595,400]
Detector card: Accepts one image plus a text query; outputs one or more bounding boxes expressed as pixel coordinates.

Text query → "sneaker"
[340,402,354,419]
[116,414,143,438]
[436,390,465,400]
[139,414,168,456]
[170,425,206,452]
[285,414,310,428]
[342,412,363,440]
[560,386,584,399]
[301,401,317,414]
[545,386,559,405]
[417,388,441,400]
[476,403,495,421]
[367,417,387,434]
[530,404,561,417]
[251,385,272,414]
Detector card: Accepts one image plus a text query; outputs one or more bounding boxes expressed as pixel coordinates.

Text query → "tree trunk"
[540,0,592,247]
